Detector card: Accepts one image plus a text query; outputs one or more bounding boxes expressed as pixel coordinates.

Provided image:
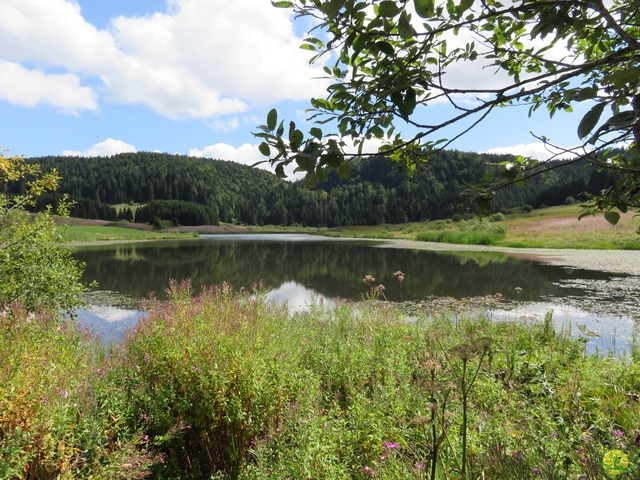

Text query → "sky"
[0,0,592,175]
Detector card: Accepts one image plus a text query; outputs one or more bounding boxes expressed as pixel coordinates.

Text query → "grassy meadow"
[58,222,199,243]
[322,205,640,250]
[2,284,640,479]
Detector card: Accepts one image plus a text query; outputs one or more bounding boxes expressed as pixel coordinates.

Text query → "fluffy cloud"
[63,138,137,157]
[0,61,97,112]
[0,0,328,119]
[189,142,263,167]
[481,142,567,161]
[189,142,304,178]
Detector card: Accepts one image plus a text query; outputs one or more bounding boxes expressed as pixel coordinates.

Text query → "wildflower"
[383,441,400,450]
[533,467,540,475]
[363,274,375,285]
[613,429,625,438]
[363,465,376,476]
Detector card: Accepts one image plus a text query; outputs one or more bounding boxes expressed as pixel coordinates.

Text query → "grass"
[61,225,198,243]
[4,285,640,479]
[495,204,640,249]
[415,229,505,246]
[321,205,640,249]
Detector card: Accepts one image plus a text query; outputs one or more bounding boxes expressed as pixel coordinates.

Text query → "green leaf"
[267,109,278,131]
[604,211,620,225]
[296,156,315,172]
[370,125,384,138]
[289,130,304,152]
[604,111,638,129]
[378,1,401,17]
[375,41,395,56]
[605,67,640,89]
[414,0,435,18]
[577,102,605,139]
[457,0,474,15]
[258,142,271,157]
[322,0,346,19]
[310,127,323,140]
[399,88,417,117]
[304,172,318,190]
[338,164,351,179]
[398,11,417,39]
[271,1,293,7]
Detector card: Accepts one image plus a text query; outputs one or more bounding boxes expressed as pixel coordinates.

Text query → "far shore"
[69,228,640,276]
[373,238,640,276]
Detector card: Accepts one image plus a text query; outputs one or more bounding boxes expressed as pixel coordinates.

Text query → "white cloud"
[189,142,263,167]
[0,60,97,112]
[189,142,303,178]
[207,117,240,133]
[63,138,137,157]
[0,0,328,119]
[481,142,566,161]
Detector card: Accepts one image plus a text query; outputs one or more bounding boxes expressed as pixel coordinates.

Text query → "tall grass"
[0,305,158,479]
[3,286,640,479]
[416,218,507,245]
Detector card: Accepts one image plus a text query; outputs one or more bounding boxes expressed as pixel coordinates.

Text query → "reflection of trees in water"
[75,240,620,303]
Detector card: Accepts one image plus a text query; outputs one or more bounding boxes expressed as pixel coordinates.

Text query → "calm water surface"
[74,234,639,352]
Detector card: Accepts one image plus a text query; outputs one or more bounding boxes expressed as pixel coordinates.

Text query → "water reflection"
[73,234,638,350]
[75,235,622,303]
[263,280,336,312]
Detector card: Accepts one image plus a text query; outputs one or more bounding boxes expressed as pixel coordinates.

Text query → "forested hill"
[23,151,609,227]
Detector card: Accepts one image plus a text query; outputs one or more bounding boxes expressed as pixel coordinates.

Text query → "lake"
[74,234,639,353]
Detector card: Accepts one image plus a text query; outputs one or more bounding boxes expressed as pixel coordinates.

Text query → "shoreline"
[371,238,640,276]
[70,232,640,276]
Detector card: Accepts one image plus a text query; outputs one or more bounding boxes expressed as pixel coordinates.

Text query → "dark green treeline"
[19,151,610,227]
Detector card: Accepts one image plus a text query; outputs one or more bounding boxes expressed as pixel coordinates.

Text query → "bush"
[0,151,86,313]
[0,305,157,478]
[489,212,506,222]
[521,204,533,213]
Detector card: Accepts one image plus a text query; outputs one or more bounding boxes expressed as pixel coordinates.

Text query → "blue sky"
[0,0,590,173]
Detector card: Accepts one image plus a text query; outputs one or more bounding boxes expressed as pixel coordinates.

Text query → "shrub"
[0,151,86,313]
[521,204,533,213]
[101,281,308,478]
[0,305,157,478]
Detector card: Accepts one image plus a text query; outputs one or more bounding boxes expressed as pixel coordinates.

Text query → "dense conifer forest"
[17,151,611,227]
